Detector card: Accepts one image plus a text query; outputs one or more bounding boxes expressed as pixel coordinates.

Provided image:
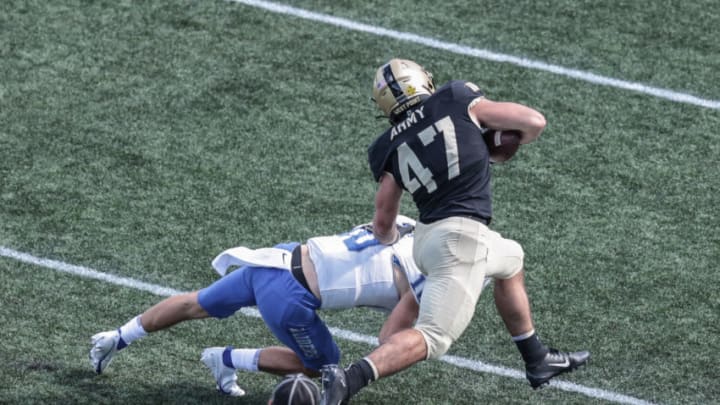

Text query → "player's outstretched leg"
[525,348,590,389]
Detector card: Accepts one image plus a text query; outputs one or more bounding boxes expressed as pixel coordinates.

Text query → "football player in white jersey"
[89,216,427,397]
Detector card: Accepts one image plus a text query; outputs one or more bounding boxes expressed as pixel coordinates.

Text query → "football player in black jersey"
[321,59,590,404]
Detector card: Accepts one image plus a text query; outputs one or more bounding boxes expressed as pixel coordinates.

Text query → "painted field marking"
[229,0,720,110]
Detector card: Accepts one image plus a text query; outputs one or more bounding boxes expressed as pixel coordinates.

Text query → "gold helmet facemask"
[372,59,435,123]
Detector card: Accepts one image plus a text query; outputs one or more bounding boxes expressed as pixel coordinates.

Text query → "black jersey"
[368,80,492,224]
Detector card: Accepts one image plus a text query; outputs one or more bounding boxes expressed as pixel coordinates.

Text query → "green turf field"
[1,0,719,404]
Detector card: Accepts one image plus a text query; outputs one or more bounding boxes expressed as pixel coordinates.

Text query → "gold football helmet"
[372,59,435,121]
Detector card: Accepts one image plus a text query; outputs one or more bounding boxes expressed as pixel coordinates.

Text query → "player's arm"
[372,172,403,245]
[378,290,419,344]
[470,98,546,144]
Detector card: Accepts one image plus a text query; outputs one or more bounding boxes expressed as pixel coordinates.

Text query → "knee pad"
[488,237,525,279]
[415,325,454,360]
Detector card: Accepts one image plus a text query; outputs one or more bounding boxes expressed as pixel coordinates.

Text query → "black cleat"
[526,349,590,389]
[320,364,350,405]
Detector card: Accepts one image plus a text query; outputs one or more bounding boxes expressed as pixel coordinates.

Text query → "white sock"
[230,348,261,372]
[117,315,147,348]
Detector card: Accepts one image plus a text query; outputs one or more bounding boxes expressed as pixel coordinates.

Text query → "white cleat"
[201,347,246,397]
[89,330,120,374]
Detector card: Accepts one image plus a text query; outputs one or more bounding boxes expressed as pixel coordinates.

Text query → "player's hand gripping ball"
[483,129,521,163]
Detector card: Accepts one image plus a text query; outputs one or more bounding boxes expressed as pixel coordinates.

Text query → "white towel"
[211,246,293,276]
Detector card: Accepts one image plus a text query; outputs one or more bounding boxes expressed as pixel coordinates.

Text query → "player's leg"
[202,243,334,393]
[197,265,266,396]
[90,262,254,379]
[496,270,590,388]
[493,270,551,372]
[203,268,330,391]
[140,291,210,330]
[322,217,489,403]
[89,291,209,374]
[485,234,533,336]
[494,271,535,334]
[256,346,314,376]
[253,262,336,376]
[488,233,590,388]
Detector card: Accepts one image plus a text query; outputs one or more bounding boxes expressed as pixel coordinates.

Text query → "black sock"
[514,332,549,365]
[345,358,376,397]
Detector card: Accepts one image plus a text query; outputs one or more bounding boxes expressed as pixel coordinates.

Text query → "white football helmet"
[372,59,435,121]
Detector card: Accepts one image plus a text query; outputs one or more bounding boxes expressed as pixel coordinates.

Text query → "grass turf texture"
[1,0,719,404]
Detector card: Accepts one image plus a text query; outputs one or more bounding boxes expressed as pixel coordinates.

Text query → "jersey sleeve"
[447,80,485,107]
[367,133,393,182]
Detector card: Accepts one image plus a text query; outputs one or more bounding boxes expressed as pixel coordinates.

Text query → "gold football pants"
[413,216,524,359]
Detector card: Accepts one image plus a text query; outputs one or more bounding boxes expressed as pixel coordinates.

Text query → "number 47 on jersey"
[396,116,459,194]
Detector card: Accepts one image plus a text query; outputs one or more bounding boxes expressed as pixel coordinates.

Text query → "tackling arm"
[372,172,404,245]
[378,290,420,344]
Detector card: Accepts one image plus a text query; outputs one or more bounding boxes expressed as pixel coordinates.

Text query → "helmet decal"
[382,63,408,105]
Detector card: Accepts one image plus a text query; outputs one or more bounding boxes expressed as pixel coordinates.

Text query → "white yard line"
[229,0,720,110]
[1,245,655,405]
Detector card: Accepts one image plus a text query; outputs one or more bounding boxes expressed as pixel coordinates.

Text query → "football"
[483,129,522,163]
